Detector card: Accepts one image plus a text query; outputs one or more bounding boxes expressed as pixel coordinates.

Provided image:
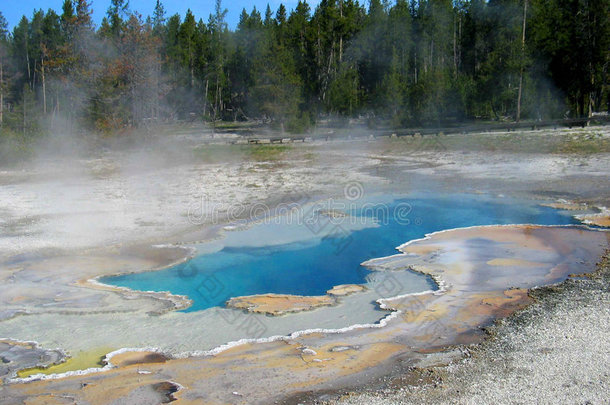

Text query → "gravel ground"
[332,251,610,405]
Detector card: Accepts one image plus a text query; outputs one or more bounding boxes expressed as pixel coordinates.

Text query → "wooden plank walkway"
[202,116,610,146]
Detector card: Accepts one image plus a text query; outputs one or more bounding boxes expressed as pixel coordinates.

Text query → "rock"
[301,348,317,356]
[0,340,66,381]
[226,293,336,316]
[318,209,350,219]
[109,351,169,367]
[327,284,367,296]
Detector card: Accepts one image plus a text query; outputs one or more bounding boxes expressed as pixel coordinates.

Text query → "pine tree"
[75,0,93,31]
[208,0,228,121]
[0,12,8,127]
[107,0,130,38]
[152,0,166,33]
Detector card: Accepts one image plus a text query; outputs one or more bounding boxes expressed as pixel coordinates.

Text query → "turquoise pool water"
[102,193,579,312]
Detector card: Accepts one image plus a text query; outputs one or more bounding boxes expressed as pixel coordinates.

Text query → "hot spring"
[101,193,580,312]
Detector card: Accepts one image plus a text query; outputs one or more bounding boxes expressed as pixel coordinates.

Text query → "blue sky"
[1,0,322,31]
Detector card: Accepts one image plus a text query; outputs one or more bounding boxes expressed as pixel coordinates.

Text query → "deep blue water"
[102,194,579,312]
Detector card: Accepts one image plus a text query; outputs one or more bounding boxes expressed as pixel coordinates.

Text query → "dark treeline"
[0,0,608,138]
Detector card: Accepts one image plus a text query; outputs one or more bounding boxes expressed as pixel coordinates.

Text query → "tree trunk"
[41,56,47,115]
[203,79,209,118]
[154,58,160,119]
[25,40,31,87]
[317,24,322,80]
[414,51,418,84]
[327,42,334,75]
[516,74,524,122]
[51,90,59,129]
[214,83,218,120]
[588,64,594,118]
[427,40,433,72]
[190,61,194,88]
[0,57,3,127]
[453,14,457,78]
[23,90,26,136]
[458,14,462,72]
[339,0,343,63]
[516,0,527,123]
[132,85,137,126]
